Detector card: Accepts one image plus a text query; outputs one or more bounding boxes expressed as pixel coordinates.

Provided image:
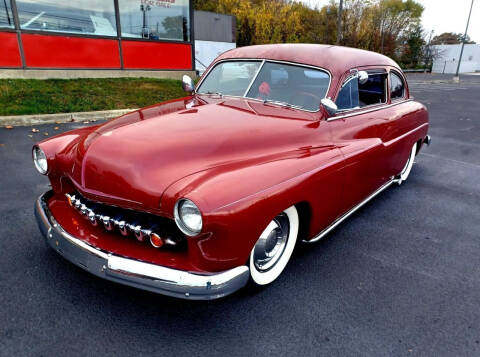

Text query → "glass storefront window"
[16,0,117,36]
[119,0,190,42]
[0,0,14,28]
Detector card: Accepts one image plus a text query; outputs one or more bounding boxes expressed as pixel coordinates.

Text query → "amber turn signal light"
[66,193,74,207]
[150,233,164,248]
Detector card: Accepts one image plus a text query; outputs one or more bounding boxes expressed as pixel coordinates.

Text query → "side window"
[390,72,405,100]
[358,73,387,106]
[336,77,359,110]
[336,71,387,111]
[16,0,118,36]
[0,0,14,29]
[119,0,191,41]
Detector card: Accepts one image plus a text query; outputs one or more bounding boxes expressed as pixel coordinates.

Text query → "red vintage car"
[33,44,430,299]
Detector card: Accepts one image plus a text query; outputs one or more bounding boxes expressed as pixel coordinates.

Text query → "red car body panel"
[37,45,429,273]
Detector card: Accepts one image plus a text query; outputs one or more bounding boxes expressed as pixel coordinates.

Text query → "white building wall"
[432,44,480,74]
[194,40,236,74]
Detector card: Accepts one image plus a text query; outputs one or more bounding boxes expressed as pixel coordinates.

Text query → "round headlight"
[174,199,203,236]
[33,146,48,175]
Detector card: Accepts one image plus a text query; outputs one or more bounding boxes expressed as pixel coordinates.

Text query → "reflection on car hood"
[67,96,319,211]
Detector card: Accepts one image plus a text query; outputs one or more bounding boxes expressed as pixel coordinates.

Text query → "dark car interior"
[358,73,387,106]
[336,72,387,111]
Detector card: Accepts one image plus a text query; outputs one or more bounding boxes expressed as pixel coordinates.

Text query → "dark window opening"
[390,71,405,100]
[336,71,386,111]
[358,73,386,106]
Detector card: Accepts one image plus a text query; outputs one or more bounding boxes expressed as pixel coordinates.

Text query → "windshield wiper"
[263,99,294,108]
[204,91,223,97]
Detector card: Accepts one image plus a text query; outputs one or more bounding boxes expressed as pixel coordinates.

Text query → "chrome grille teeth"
[65,193,171,248]
[118,221,129,236]
[102,216,114,231]
[165,237,177,246]
[134,227,147,242]
[88,210,97,225]
[74,199,81,209]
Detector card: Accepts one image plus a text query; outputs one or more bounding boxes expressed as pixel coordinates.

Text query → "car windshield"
[197,61,262,97]
[197,60,330,111]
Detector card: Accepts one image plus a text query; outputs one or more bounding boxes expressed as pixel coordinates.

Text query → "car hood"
[66,96,320,211]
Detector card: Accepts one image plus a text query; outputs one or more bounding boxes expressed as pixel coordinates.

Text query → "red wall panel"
[122,41,192,70]
[0,32,22,68]
[21,34,121,68]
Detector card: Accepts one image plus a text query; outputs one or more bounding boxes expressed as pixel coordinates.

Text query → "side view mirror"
[358,70,369,85]
[320,98,338,116]
[182,75,195,94]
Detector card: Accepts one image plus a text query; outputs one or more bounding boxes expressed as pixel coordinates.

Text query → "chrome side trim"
[35,191,250,300]
[327,99,413,121]
[304,178,395,243]
[383,123,428,148]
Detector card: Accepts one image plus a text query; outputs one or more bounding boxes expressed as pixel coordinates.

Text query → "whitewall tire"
[249,206,299,286]
[397,142,417,185]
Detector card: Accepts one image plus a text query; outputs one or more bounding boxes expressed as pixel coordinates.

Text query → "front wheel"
[397,142,417,185]
[249,206,299,286]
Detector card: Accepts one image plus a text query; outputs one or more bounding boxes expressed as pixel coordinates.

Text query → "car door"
[327,68,391,215]
[379,69,419,178]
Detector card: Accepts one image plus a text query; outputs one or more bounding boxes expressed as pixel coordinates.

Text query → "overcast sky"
[299,0,479,43]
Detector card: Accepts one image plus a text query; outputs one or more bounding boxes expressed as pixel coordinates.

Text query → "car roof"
[215,44,400,76]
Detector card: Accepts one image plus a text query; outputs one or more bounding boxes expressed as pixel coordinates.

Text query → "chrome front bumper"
[35,191,250,300]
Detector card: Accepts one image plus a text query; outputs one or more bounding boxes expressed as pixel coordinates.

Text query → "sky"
[298,0,479,43]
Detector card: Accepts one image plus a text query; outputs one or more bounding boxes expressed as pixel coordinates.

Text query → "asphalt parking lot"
[1,73,479,356]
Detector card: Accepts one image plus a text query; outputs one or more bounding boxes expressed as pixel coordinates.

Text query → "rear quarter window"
[390,71,405,100]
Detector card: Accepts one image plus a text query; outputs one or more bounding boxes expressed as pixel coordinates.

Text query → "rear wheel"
[397,142,417,185]
[249,206,299,286]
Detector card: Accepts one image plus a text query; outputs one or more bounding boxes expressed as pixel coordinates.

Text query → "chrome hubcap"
[253,213,290,272]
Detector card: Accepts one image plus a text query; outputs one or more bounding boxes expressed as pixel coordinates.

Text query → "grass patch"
[0,77,186,116]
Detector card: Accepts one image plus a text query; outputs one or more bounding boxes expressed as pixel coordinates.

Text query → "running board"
[303,178,396,243]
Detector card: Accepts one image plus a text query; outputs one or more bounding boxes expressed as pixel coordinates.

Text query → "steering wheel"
[289,91,321,108]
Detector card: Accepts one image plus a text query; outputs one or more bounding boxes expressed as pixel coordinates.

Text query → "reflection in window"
[336,77,359,110]
[16,0,117,36]
[390,72,405,100]
[119,0,190,41]
[198,61,262,97]
[247,62,330,111]
[0,0,14,28]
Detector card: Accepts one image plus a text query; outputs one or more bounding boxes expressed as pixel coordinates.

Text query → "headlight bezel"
[174,198,203,236]
[32,145,48,175]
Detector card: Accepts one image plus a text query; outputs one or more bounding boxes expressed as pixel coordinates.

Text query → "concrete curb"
[0,69,195,80]
[1,109,137,127]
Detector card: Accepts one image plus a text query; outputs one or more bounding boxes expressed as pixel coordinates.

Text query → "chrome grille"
[66,193,181,248]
